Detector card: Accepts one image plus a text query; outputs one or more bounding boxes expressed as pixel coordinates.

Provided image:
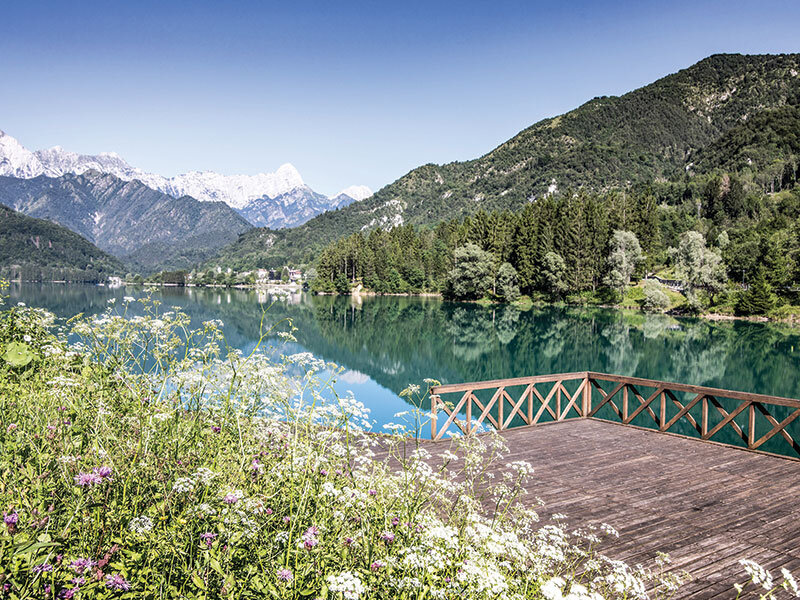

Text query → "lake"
[9,283,800,449]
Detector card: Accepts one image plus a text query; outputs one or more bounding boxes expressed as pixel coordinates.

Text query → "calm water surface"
[10,283,800,448]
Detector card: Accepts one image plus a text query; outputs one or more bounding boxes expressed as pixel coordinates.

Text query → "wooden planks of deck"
[435,419,800,599]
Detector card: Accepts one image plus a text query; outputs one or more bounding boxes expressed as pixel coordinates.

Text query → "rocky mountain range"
[0,171,252,271]
[0,130,372,228]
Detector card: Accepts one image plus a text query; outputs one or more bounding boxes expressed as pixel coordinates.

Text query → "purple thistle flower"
[223,493,239,504]
[212,426,221,433]
[370,561,385,571]
[276,568,293,583]
[343,536,354,546]
[391,517,400,526]
[200,532,217,548]
[380,531,395,544]
[32,562,53,574]
[94,466,113,479]
[105,573,131,591]
[70,558,97,574]
[368,489,377,496]
[74,472,102,487]
[3,511,19,526]
[302,526,319,550]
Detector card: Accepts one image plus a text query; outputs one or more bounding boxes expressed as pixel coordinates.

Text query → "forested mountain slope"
[213,53,800,269]
[0,204,123,281]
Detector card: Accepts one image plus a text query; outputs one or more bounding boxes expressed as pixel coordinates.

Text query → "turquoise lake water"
[9,283,800,452]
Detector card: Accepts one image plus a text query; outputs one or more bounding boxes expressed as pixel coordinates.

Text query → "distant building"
[288,269,302,282]
[108,276,123,288]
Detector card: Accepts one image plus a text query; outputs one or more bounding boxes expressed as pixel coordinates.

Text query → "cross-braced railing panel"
[429,371,800,460]
[429,373,589,441]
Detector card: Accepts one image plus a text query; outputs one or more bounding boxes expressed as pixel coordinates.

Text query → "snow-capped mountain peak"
[335,185,373,202]
[0,130,44,178]
[0,129,374,228]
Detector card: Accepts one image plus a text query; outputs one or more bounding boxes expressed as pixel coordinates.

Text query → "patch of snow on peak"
[0,131,44,178]
[335,185,372,202]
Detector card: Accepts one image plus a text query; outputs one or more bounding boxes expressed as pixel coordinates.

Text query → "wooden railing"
[429,372,800,460]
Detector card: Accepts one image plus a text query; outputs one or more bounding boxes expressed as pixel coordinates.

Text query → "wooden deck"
[474,418,800,599]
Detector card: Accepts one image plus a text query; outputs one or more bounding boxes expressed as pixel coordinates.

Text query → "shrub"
[642,281,671,313]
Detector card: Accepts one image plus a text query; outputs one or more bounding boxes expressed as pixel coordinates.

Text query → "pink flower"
[105,574,131,591]
[380,531,395,544]
[277,568,293,583]
[74,472,102,487]
[302,526,319,550]
[370,561,385,571]
[94,466,113,479]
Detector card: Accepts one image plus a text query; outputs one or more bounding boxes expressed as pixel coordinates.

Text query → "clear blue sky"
[1,0,799,196]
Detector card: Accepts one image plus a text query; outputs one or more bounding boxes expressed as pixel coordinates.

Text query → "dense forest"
[311,159,800,316]
[0,204,123,283]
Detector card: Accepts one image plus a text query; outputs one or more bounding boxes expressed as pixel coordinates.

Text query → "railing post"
[466,393,472,434]
[623,386,629,422]
[527,385,534,424]
[582,375,591,416]
[556,385,562,420]
[498,391,504,430]
[431,394,439,439]
[748,402,755,448]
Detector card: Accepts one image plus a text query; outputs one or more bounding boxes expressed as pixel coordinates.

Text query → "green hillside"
[212,53,800,270]
[0,204,124,282]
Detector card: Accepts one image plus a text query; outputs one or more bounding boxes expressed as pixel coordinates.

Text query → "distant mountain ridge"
[0,131,372,228]
[211,53,800,269]
[0,171,252,271]
[0,203,123,281]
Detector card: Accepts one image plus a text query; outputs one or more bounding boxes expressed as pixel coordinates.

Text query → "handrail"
[429,372,800,459]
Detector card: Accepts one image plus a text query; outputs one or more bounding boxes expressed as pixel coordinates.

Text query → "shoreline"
[9,280,799,325]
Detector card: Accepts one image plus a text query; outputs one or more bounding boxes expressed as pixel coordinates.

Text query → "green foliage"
[496,263,520,302]
[735,268,778,315]
[642,281,671,313]
[604,230,644,295]
[1,341,36,367]
[445,244,494,300]
[541,252,568,299]
[674,232,726,296]
[0,204,123,282]
[334,273,350,294]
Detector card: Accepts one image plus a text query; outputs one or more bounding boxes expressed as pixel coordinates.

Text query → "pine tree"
[735,268,776,315]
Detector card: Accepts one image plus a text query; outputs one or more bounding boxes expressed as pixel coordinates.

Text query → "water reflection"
[10,282,800,417]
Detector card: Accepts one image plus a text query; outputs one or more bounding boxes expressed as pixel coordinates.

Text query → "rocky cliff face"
[0,171,252,270]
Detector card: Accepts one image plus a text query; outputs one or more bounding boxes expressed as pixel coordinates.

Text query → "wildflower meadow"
[0,285,797,599]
